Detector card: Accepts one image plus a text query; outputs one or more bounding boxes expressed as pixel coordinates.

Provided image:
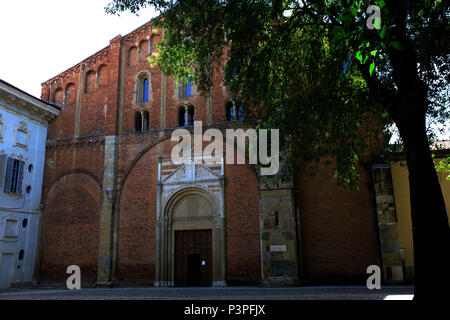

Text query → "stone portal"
[154,156,226,287]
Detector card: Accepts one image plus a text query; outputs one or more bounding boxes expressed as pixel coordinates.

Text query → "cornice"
[46,135,106,150]
[0,83,60,126]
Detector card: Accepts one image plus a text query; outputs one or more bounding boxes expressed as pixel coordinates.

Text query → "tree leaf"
[363,55,368,64]
[390,41,403,50]
[377,0,386,9]
[369,62,375,76]
[380,26,387,39]
[356,50,363,63]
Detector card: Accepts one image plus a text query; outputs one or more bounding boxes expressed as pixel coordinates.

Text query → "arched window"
[135,111,142,132]
[178,107,186,127]
[54,88,63,106]
[237,105,243,121]
[128,47,137,67]
[97,65,107,87]
[143,110,149,131]
[85,70,96,93]
[136,74,150,103]
[64,83,76,105]
[143,78,149,102]
[178,74,191,98]
[187,105,195,126]
[225,101,234,121]
[139,40,149,61]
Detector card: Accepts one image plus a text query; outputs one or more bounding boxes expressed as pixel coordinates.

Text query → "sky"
[0,0,158,98]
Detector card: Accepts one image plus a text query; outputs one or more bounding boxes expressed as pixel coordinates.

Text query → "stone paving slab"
[0,286,414,300]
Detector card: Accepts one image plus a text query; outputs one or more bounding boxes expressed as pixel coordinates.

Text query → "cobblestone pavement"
[0,286,414,300]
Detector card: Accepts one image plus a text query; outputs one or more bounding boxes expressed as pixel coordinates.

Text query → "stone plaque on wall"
[269,245,287,252]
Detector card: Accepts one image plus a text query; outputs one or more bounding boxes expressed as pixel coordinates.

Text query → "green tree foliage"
[106,0,450,299]
[436,156,450,181]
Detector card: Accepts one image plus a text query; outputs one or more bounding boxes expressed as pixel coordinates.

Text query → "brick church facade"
[38,20,381,287]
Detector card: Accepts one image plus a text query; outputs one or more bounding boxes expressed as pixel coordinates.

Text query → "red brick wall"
[40,172,102,284]
[117,136,261,284]
[118,26,233,132]
[40,138,105,284]
[42,44,116,139]
[295,163,379,283]
[47,80,79,139]
[41,24,234,137]
[211,67,232,123]
[224,162,261,283]
[117,136,175,282]
[79,64,109,137]
[43,139,105,190]
[122,41,162,132]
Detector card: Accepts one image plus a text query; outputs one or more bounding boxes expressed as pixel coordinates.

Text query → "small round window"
[28,164,33,173]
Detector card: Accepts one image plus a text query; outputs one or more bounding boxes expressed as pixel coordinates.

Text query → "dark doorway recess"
[175,229,212,287]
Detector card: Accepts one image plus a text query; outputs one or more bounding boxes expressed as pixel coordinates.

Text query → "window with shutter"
[179,74,192,98]
[186,78,191,97]
[237,105,243,120]
[3,157,13,193]
[0,154,7,189]
[143,78,149,102]
[16,161,25,194]
[187,106,195,126]
[179,82,186,98]
[136,74,150,103]
[3,157,25,195]
[143,111,149,131]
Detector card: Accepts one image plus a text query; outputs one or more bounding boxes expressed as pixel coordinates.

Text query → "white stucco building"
[0,80,59,289]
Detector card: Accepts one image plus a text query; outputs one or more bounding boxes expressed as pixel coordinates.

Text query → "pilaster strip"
[75,65,85,137]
